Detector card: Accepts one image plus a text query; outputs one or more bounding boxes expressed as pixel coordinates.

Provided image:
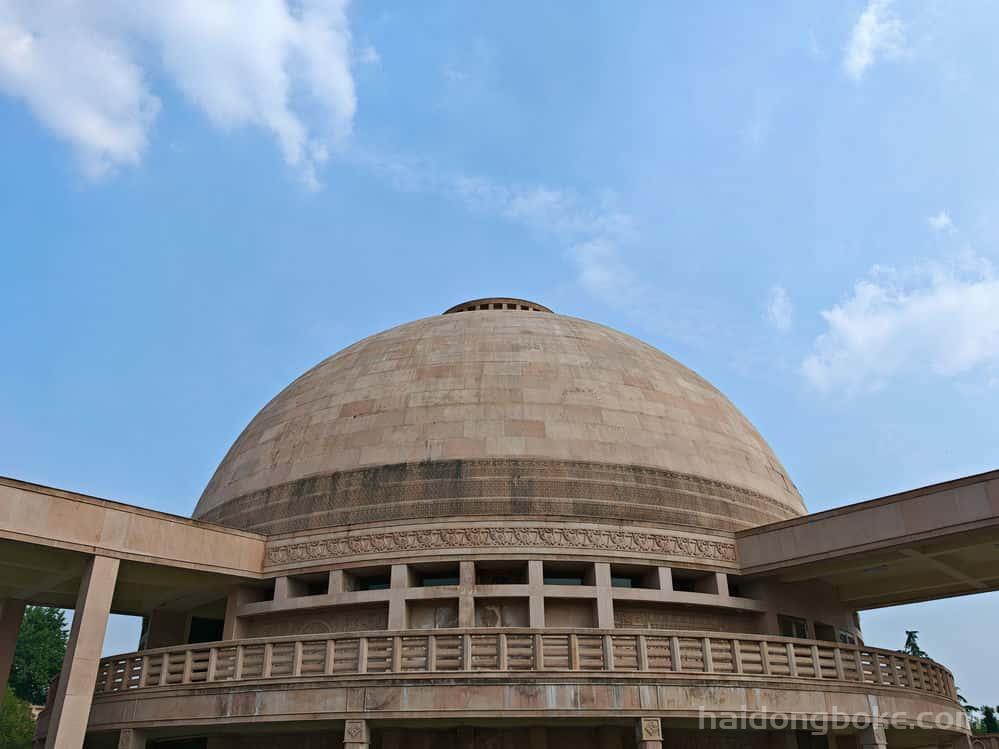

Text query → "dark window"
[187,617,224,645]
[814,622,837,642]
[411,563,460,588]
[838,629,857,645]
[778,615,809,639]
[356,574,390,591]
[672,576,697,592]
[543,562,593,586]
[476,561,527,585]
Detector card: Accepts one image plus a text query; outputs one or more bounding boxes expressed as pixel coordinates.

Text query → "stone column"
[117,729,146,749]
[636,717,663,749]
[528,560,545,627]
[45,555,120,749]
[0,598,26,695]
[387,564,409,630]
[594,563,614,628]
[458,561,475,627]
[858,724,887,749]
[343,719,370,748]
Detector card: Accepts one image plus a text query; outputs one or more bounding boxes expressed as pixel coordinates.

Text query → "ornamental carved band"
[265,525,737,567]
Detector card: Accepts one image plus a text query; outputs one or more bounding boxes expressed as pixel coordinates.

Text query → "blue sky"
[2,0,998,706]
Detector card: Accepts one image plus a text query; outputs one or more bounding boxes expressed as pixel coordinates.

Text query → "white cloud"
[928,210,955,232]
[843,0,906,80]
[802,253,999,393]
[567,239,644,305]
[353,148,643,309]
[765,286,793,332]
[359,45,380,65]
[0,0,357,187]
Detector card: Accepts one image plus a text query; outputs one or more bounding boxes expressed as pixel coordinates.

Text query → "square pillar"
[117,729,146,749]
[0,598,26,695]
[859,724,887,749]
[45,555,120,749]
[636,717,663,749]
[387,565,409,630]
[458,561,475,627]
[528,560,545,627]
[657,567,673,592]
[713,572,729,597]
[343,719,370,748]
[329,570,346,594]
[594,563,614,628]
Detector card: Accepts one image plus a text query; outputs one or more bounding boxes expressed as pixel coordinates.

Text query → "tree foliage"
[981,706,999,734]
[9,606,68,705]
[901,630,928,658]
[0,688,35,749]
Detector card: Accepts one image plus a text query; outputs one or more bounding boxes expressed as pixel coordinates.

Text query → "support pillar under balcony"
[859,724,887,749]
[0,598,26,695]
[117,729,146,749]
[45,555,120,749]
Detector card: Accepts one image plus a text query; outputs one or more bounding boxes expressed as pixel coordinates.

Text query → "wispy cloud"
[452,178,641,305]
[843,0,906,80]
[355,149,641,307]
[358,45,380,65]
[0,1,357,187]
[802,253,999,394]
[765,286,793,332]
[928,210,955,233]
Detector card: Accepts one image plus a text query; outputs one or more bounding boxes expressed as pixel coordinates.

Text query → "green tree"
[901,630,928,658]
[0,688,35,749]
[9,606,68,705]
[982,706,999,734]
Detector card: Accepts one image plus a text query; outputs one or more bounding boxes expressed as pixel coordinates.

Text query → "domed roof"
[194,299,805,534]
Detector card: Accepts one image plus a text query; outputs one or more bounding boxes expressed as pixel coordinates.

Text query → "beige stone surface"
[81,676,966,730]
[0,598,25,695]
[737,470,999,607]
[45,555,119,749]
[195,309,803,532]
[0,477,264,577]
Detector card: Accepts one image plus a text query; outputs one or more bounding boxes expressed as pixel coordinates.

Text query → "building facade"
[1,298,997,749]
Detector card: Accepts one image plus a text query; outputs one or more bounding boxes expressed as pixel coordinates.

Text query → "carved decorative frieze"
[264,524,737,568]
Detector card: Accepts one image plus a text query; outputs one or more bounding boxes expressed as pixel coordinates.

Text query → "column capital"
[344,718,370,748]
[637,716,663,748]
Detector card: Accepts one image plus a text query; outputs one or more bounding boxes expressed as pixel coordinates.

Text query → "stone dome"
[194,299,805,534]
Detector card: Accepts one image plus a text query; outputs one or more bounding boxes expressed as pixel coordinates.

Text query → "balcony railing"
[94,628,956,700]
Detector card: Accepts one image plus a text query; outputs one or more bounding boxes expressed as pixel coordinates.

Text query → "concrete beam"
[0,477,265,578]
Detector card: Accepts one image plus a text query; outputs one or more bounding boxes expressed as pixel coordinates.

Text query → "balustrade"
[93,629,956,700]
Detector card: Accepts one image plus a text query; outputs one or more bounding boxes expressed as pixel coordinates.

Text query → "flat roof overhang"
[0,476,266,614]
[737,470,999,609]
